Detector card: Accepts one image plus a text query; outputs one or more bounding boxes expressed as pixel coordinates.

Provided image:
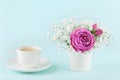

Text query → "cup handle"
[7,49,17,61]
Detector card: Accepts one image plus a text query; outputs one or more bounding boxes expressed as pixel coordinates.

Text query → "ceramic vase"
[68,50,92,71]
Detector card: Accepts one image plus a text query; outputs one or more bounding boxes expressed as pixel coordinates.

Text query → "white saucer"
[6,57,52,72]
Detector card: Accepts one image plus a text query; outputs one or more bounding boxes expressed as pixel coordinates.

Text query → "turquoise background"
[0,0,120,80]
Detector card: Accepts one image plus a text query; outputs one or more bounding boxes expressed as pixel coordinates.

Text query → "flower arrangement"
[48,17,112,54]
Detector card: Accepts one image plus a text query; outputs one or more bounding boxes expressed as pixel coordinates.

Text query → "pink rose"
[95,29,103,36]
[92,23,103,36]
[92,23,97,30]
[70,28,95,53]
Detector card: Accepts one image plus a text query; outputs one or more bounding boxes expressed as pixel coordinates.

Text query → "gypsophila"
[48,17,112,54]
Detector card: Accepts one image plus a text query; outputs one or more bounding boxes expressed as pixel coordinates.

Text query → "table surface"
[0,0,120,80]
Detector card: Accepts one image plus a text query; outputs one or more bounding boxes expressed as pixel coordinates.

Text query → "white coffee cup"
[10,46,42,68]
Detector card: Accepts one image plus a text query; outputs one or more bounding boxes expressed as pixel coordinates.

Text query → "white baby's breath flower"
[48,17,112,54]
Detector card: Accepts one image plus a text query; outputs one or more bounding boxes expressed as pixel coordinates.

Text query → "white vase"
[68,51,92,71]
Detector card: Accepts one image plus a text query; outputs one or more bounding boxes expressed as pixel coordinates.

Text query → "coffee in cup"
[11,46,42,68]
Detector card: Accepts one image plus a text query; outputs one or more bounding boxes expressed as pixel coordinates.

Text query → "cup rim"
[17,46,42,53]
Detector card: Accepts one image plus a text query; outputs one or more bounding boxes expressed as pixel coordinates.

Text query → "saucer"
[6,57,52,72]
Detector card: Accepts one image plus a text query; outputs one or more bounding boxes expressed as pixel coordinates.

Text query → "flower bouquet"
[48,17,112,71]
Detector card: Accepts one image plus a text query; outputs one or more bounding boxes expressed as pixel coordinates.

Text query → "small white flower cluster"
[48,17,112,54]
